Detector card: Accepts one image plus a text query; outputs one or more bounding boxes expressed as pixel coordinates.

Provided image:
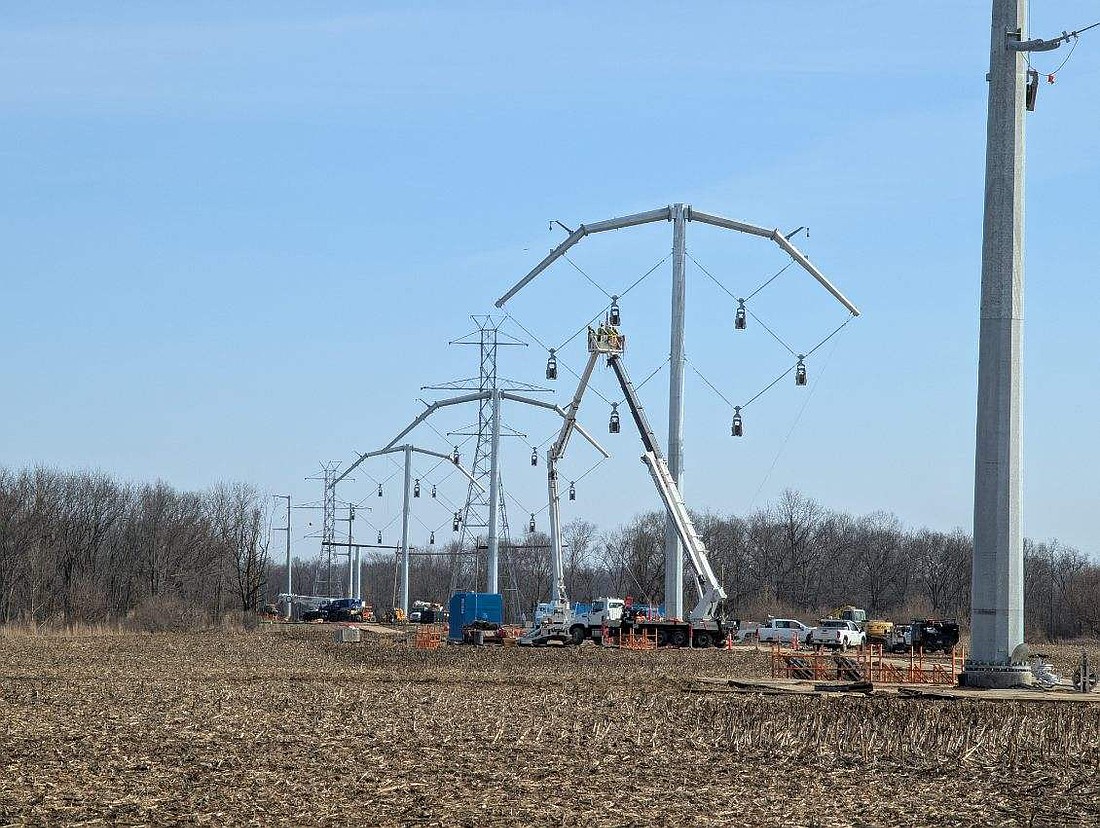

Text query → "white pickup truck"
[809,619,866,651]
[755,618,814,645]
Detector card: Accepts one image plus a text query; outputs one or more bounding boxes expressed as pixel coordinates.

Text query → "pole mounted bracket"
[1007,27,1074,52]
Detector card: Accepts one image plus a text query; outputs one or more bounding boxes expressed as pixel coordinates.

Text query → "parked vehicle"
[736,622,762,643]
[566,597,626,644]
[756,618,814,645]
[827,604,893,645]
[809,619,865,651]
[300,598,367,623]
[910,619,960,653]
[885,624,913,653]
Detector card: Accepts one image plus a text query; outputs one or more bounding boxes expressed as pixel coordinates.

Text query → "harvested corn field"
[2,627,1099,827]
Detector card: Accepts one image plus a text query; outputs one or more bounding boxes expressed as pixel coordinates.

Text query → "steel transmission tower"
[305,461,342,597]
[496,205,858,619]
[423,316,546,591]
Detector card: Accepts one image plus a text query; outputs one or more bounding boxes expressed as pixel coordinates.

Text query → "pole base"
[959,660,1035,689]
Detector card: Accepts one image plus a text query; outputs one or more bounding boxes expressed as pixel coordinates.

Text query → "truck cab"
[566,597,626,644]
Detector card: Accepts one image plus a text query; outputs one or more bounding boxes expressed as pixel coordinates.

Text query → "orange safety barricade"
[620,628,657,651]
[414,624,444,650]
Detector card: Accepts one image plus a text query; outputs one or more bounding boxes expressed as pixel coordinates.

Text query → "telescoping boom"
[595,331,726,622]
[521,322,730,647]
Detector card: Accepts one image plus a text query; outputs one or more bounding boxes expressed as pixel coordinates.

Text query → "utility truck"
[520,322,734,647]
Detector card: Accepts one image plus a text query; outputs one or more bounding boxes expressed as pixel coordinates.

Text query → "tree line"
[280,489,1098,640]
[1,466,1096,640]
[0,467,268,625]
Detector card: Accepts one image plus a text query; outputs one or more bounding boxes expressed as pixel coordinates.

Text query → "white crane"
[523,322,728,647]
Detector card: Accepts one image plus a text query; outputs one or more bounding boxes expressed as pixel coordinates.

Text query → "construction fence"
[771,643,966,686]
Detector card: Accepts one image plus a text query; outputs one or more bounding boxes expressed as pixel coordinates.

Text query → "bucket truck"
[520,322,733,647]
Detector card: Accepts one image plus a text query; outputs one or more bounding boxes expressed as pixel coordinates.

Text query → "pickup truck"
[809,619,866,651]
[755,618,814,645]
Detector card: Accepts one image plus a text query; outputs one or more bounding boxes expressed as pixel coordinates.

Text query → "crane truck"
[520,322,733,647]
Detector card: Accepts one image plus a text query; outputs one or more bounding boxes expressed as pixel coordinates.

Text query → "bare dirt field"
[2,627,1098,827]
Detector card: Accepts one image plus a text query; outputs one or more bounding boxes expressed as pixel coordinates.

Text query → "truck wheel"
[569,626,586,646]
[656,629,669,647]
[671,629,688,647]
[694,631,712,648]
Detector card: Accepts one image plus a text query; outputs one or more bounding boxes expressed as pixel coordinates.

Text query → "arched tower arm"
[494,207,673,307]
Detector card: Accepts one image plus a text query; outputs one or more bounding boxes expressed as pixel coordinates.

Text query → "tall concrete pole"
[399,445,413,614]
[274,495,292,617]
[663,202,687,619]
[486,389,502,593]
[354,545,361,600]
[345,505,355,598]
[964,0,1032,687]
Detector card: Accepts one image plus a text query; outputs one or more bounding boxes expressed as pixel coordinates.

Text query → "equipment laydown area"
[3,627,1099,827]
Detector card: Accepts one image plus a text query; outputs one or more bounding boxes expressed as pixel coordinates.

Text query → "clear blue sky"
[2,3,1098,559]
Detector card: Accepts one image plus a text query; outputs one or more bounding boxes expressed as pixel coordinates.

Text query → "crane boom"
[604,351,727,622]
[546,350,602,608]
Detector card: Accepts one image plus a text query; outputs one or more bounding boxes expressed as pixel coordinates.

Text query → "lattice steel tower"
[305,460,342,596]
[423,316,544,591]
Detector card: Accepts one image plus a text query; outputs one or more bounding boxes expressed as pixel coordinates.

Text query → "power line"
[563,254,613,299]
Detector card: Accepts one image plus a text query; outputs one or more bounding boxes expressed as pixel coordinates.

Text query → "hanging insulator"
[569,481,576,501]
[377,530,383,544]
[452,512,460,532]
[528,513,536,533]
[546,348,558,380]
[414,479,420,498]
[451,446,460,465]
[608,402,620,434]
[377,484,383,497]
[429,531,435,545]
[795,355,807,386]
[735,299,747,331]
[609,296,621,327]
[1026,68,1039,111]
[531,447,538,466]
[431,485,437,499]
[731,406,743,437]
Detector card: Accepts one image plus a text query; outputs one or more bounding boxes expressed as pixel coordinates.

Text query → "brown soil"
[1,627,1098,827]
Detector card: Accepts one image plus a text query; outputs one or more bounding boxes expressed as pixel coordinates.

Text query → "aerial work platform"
[587,325,625,355]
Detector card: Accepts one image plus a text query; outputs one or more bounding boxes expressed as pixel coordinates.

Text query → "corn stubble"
[1,628,1098,827]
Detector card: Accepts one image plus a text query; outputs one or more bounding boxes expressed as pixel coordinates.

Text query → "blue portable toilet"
[448,591,504,641]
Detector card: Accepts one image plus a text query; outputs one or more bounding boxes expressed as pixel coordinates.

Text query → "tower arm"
[689,209,860,316]
[498,392,609,459]
[494,207,673,307]
[333,391,490,487]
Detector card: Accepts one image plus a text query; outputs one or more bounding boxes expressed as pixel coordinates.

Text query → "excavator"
[520,321,732,647]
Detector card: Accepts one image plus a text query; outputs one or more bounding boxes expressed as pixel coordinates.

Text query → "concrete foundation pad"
[960,662,1034,689]
[334,627,361,644]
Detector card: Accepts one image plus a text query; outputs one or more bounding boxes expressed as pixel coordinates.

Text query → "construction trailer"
[448,591,503,642]
[520,322,734,647]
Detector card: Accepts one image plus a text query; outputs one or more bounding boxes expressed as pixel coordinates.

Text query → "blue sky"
[2,3,1098,559]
